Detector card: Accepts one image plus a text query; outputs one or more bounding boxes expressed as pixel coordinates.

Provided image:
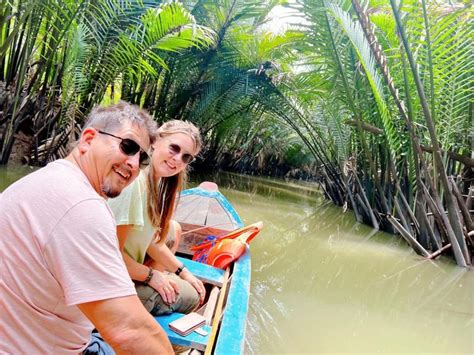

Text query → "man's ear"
[78,127,98,153]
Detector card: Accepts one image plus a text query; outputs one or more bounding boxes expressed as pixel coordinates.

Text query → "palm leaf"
[329,3,403,163]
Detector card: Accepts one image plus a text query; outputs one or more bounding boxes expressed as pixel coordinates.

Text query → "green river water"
[1,167,473,354]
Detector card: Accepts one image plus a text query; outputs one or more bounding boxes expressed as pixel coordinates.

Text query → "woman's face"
[151,132,197,178]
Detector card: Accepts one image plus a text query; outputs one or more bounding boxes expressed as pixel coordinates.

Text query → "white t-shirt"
[0,160,136,354]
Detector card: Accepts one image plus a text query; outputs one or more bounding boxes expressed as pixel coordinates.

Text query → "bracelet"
[175,264,185,276]
[143,267,154,285]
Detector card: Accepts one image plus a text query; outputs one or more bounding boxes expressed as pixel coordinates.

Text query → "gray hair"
[83,101,157,143]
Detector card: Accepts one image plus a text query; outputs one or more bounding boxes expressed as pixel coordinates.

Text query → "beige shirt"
[108,170,155,264]
[108,171,176,264]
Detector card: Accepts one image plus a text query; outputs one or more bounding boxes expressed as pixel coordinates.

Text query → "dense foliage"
[1,0,472,265]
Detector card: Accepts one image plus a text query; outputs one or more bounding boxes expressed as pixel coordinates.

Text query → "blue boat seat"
[177,256,225,287]
[155,313,211,351]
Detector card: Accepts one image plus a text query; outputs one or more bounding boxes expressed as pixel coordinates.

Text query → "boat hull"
[173,183,250,354]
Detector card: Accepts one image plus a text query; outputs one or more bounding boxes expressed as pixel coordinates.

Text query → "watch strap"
[143,267,154,285]
[175,264,185,276]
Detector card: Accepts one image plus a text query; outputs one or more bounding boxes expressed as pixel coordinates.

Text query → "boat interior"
[156,222,237,354]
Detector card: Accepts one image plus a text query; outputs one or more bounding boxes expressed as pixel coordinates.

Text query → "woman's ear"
[78,127,98,154]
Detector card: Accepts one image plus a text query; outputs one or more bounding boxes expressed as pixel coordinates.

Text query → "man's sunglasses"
[168,143,195,164]
[98,131,150,168]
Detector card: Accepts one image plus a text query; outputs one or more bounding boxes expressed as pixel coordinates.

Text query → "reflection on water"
[210,173,473,354]
[2,168,473,353]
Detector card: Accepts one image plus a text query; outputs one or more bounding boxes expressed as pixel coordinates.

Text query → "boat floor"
[178,223,232,255]
[158,227,234,354]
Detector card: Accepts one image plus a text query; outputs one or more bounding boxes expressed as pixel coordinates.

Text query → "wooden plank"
[155,313,211,352]
[177,256,225,287]
[214,251,250,355]
[204,268,231,355]
[203,286,220,325]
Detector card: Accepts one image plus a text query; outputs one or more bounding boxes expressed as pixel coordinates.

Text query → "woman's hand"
[148,270,180,305]
[180,268,206,304]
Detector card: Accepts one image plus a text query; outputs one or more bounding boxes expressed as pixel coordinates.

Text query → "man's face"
[85,122,150,198]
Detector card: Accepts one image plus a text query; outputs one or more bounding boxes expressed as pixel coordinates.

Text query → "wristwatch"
[143,267,154,285]
[175,264,185,276]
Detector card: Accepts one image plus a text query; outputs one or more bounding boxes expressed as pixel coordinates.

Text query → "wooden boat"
[154,182,252,355]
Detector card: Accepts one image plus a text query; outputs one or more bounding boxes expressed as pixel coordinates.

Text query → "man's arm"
[78,295,173,354]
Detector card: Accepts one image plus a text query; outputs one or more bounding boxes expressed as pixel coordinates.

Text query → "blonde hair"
[146,120,202,244]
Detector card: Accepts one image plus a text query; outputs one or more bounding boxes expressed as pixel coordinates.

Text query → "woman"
[108,120,206,316]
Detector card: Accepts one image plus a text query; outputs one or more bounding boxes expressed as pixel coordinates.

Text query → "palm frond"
[329,3,403,162]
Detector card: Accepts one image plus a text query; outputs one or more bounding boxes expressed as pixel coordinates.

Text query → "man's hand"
[148,270,180,304]
[180,268,206,304]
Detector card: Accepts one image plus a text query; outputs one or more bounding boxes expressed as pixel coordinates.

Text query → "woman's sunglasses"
[168,143,195,164]
[98,131,150,168]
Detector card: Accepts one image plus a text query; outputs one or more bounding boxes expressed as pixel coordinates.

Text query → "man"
[0,101,173,354]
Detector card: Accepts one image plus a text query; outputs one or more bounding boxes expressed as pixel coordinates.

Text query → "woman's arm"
[147,242,206,302]
[117,225,151,281]
[117,225,178,304]
[146,242,181,272]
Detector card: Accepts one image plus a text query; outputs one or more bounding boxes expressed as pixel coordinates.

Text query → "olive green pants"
[135,274,199,316]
